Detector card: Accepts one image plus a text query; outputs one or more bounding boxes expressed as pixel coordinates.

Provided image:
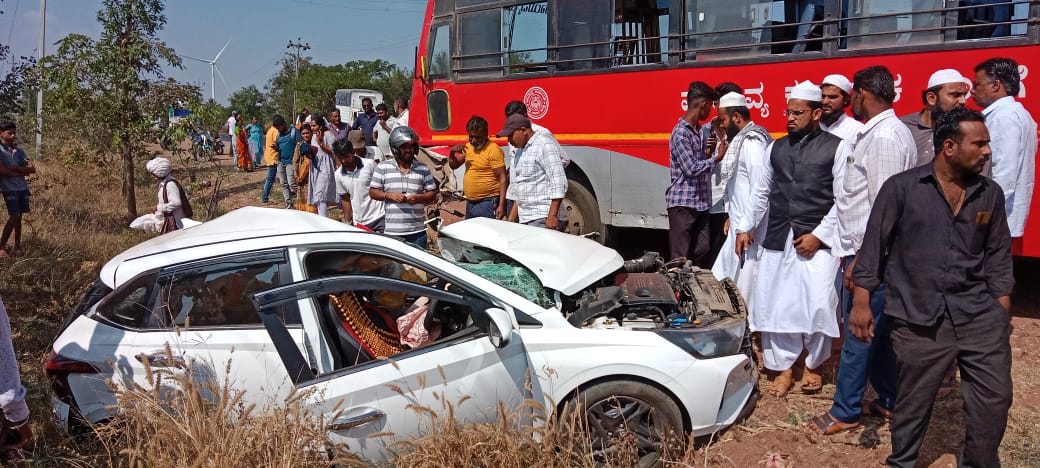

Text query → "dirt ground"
[204,153,1040,467]
[26,152,1039,467]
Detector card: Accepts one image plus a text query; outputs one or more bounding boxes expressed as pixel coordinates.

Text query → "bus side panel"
[414,45,1040,256]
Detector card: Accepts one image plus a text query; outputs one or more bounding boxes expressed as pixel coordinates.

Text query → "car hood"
[437,218,623,296]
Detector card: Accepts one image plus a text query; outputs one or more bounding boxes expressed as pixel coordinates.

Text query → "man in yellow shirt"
[449,116,508,219]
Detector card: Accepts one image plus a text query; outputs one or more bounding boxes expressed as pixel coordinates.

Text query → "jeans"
[465,197,498,219]
[273,162,297,203]
[261,166,277,202]
[398,230,428,250]
[830,258,898,423]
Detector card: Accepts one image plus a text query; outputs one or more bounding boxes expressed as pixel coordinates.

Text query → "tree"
[227,85,274,124]
[266,58,413,120]
[40,0,182,219]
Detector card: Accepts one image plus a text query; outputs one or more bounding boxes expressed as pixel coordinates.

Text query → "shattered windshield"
[439,236,555,308]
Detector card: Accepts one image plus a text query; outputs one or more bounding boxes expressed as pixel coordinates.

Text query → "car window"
[93,272,159,329]
[303,250,482,373]
[150,258,296,329]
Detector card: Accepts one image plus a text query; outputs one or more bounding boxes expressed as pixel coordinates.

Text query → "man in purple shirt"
[351,97,380,146]
[666,81,722,266]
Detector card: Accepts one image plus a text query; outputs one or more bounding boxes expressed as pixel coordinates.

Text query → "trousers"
[887,308,1012,468]
[667,206,711,267]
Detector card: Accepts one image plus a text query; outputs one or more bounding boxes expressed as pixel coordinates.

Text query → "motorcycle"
[191,131,216,161]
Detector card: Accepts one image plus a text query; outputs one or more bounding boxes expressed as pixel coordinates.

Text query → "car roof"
[100,207,361,287]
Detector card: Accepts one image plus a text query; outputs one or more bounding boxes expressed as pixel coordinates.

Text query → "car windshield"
[439,237,554,307]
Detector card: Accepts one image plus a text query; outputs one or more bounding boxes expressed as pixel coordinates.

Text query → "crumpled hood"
[438,218,623,296]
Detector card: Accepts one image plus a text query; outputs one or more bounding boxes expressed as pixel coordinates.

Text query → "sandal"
[862,399,893,420]
[806,412,861,436]
[801,369,823,394]
[768,372,795,397]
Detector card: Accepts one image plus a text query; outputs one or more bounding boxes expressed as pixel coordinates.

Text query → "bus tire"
[563,181,604,241]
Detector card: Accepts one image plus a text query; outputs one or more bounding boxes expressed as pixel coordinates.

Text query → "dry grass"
[90,347,366,468]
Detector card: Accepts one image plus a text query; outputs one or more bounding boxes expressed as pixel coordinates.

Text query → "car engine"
[562,252,748,333]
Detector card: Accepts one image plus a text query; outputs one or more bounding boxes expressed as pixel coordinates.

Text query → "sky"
[1,0,428,104]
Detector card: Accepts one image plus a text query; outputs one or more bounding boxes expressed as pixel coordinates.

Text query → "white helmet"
[388,126,420,157]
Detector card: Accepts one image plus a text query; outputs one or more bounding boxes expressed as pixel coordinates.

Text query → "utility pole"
[35,0,46,158]
[286,38,310,120]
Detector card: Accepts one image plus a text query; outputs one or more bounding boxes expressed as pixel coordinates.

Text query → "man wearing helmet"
[369,127,438,248]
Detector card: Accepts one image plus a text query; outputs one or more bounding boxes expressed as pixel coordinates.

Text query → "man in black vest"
[747,81,850,397]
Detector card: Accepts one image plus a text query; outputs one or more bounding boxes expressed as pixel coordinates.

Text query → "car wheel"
[563,380,684,466]
[562,181,604,241]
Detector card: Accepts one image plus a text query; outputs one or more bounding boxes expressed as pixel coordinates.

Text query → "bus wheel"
[563,181,603,241]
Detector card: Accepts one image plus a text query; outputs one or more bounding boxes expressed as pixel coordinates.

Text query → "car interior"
[304,250,478,373]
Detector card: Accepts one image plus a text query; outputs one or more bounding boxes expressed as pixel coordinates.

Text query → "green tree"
[39,0,182,218]
[266,58,413,121]
[227,85,274,124]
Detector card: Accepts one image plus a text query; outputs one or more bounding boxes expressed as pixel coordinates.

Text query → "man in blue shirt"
[261,115,302,208]
[0,122,35,257]
[351,97,380,147]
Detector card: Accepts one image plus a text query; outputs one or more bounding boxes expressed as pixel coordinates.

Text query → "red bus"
[408,0,1040,255]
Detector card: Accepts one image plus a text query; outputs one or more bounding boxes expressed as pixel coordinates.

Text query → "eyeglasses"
[783,109,811,118]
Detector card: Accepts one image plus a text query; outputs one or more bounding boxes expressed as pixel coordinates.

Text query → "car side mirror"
[484,307,513,348]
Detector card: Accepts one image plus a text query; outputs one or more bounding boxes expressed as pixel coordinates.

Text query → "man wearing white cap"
[746,80,850,397]
[812,66,915,435]
[819,74,864,144]
[900,69,971,167]
[972,57,1036,239]
[710,92,772,291]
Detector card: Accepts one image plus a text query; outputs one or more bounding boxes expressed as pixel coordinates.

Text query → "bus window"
[428,24,452,80]
[459,9,502,76]
[558,0,613,71]
[844,0,943,50]
[612,0,670,66]
[684,0,780,61]
[957,0,1029,39]
[503,2,549,74]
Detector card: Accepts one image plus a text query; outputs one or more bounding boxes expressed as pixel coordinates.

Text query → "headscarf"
[146,157,172,177]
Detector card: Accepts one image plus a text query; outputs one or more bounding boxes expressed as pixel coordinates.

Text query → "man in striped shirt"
[369,127,438,249]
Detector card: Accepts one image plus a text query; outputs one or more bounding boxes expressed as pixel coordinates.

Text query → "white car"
[48,207,757,461]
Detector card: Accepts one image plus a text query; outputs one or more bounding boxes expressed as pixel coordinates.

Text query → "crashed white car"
[48,207,756,461]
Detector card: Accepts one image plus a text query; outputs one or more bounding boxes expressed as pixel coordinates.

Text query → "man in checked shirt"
[666,81,721,266]
[498,114,569,230]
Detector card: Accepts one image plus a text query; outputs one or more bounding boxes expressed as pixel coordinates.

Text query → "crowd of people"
[669,58,1035,467]
[225,97,571,250]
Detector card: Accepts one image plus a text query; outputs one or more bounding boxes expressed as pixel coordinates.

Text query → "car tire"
[562,380,685,467]
[563,181,604,242]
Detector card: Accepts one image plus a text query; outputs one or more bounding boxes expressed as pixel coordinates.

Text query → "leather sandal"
[862,399,893,420]
[806,412,861,436]
[801,369,823,394]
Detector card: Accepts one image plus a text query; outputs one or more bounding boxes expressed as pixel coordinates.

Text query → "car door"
[253,272,533,462]
[122,249,310,408]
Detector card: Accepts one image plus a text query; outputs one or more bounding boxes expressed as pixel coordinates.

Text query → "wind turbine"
[180,39,232,102]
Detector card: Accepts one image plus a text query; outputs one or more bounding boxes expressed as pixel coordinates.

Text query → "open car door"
[251,274,531,462]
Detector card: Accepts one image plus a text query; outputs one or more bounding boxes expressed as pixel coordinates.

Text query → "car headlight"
[654,319,747,359]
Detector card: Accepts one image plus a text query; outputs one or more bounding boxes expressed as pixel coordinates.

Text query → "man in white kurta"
[710,93,773,310]
[747,81,850,396]
[819,74,864,144]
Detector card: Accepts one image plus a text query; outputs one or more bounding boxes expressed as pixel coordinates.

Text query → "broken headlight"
[654,319,746,359]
